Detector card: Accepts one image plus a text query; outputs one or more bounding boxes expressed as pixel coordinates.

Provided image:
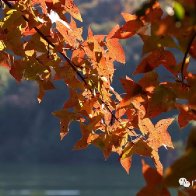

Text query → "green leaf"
[173,1,185,21]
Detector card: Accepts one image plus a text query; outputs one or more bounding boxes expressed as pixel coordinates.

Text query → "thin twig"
[180,31,196,82]
[2,0,136,135]
[2,0,88,86]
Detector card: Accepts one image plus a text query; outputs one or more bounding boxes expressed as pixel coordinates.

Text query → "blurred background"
[0,0,195,195]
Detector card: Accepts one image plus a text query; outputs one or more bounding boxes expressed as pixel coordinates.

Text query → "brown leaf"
[147,85,176,117]
[178,188,196,196]
[0,52,11,69]
[53,110,77,140]
[138,71,159,94]
[137,160,170,196]
[37,79,55,103]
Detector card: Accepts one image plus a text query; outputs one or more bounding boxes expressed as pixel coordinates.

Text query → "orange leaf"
[120,157,131,174]
[65,0,82,22]
[111,20,143,39]
[55,21,82,47]
[74,124,99,150]
[151,150,163,175]
[138,118,154,135]
[106,38,125,63]
[147,118,174,150]
[31,0,48,14]
[121,13,138,22]
[137,118,174,174]
[120,138,152,173]
[117,77,146,110]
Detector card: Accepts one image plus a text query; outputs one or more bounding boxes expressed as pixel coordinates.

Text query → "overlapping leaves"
[0,0,195,188]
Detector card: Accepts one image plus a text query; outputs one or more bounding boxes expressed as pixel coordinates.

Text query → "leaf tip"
[120,157,131,174]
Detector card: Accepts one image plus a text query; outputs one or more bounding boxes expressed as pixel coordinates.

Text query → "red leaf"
[0,52,11,69]
[177,104,196,128]
[134,49,176,74]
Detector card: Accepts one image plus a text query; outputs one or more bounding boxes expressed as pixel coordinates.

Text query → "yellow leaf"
[25,50,35,57]
[0,41,5,51]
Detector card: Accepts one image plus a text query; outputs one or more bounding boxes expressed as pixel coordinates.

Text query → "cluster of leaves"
[0,0,195,194]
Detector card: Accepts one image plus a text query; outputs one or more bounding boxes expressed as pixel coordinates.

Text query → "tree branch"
[180,31,196,82]
[2,1,89,86]
[2,0,136,135]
